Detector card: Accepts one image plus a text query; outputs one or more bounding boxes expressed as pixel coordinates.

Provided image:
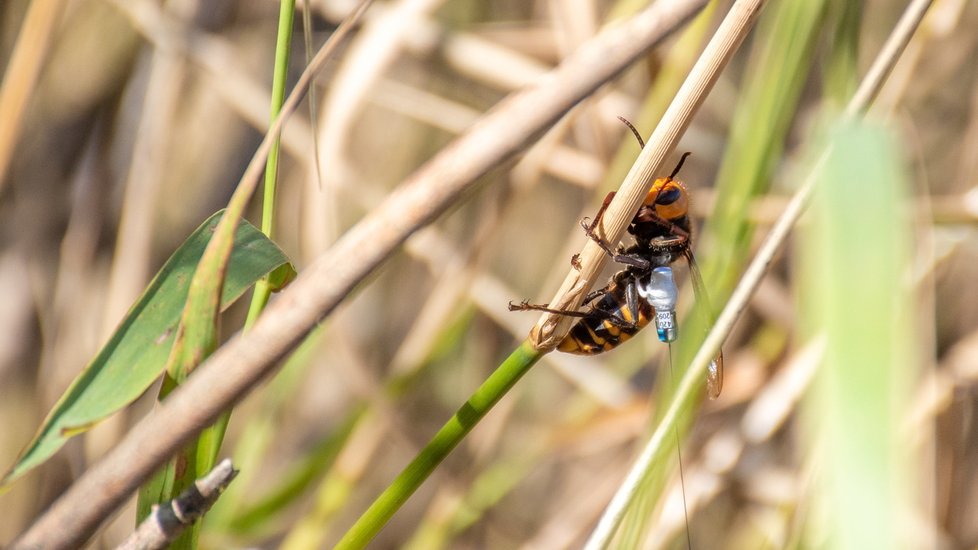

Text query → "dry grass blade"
[848,0,934,118]
[0,0,62,192]
[8,1,707,548]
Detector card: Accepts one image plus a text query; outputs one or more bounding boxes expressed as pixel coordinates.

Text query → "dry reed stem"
[319,0,445,192]
[848,0,933,118]
[0,0,63,192]
[9,2,706,548]
[531,0,766,350]
[108,0,314,159]
[103,17,186,335]
[117,459,237,550]
[585,0,934,546]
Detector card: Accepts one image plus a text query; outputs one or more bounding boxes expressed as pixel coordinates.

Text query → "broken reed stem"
[118,460,238,550]
[531,0,767,350]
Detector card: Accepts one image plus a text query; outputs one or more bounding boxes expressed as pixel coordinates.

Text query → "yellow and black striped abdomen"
[557,285,654,354]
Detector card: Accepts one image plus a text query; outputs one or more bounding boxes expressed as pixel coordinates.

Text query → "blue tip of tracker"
[657,326,677,343]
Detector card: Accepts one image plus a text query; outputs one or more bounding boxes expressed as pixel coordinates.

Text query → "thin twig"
[846,0,934,119]
[116,459,238,550]
[9,2,707,548]
[584,0,934,547]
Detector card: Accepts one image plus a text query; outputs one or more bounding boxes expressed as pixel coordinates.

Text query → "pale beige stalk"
[531,0,766,350]
[0,0,63,191]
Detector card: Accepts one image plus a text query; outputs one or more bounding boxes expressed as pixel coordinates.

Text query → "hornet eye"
[655,186,682,205]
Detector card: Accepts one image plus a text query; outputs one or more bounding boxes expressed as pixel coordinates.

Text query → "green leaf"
[799,118,915,550]
[1,210,294,488]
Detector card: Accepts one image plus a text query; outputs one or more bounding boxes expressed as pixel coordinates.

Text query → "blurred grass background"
[1,0,977,548]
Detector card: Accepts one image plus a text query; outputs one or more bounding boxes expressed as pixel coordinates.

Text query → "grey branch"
[116,459,238,550]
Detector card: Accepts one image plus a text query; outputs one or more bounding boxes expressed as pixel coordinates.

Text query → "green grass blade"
[403,455,536,550]
[205,326,328,532]
[141,6,297,547]
[823,0,861,105]
[0,211,294,489]
[274,309,479,549]
[246,0,295,324]
[224,406,364,537]
[333,341,543,550]
[700,0,827,298]
[169,2,297,541]
[278,409,383,550]
[799,117,915,549]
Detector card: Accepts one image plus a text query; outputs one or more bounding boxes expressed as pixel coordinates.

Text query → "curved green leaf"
[1,210,295,488]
